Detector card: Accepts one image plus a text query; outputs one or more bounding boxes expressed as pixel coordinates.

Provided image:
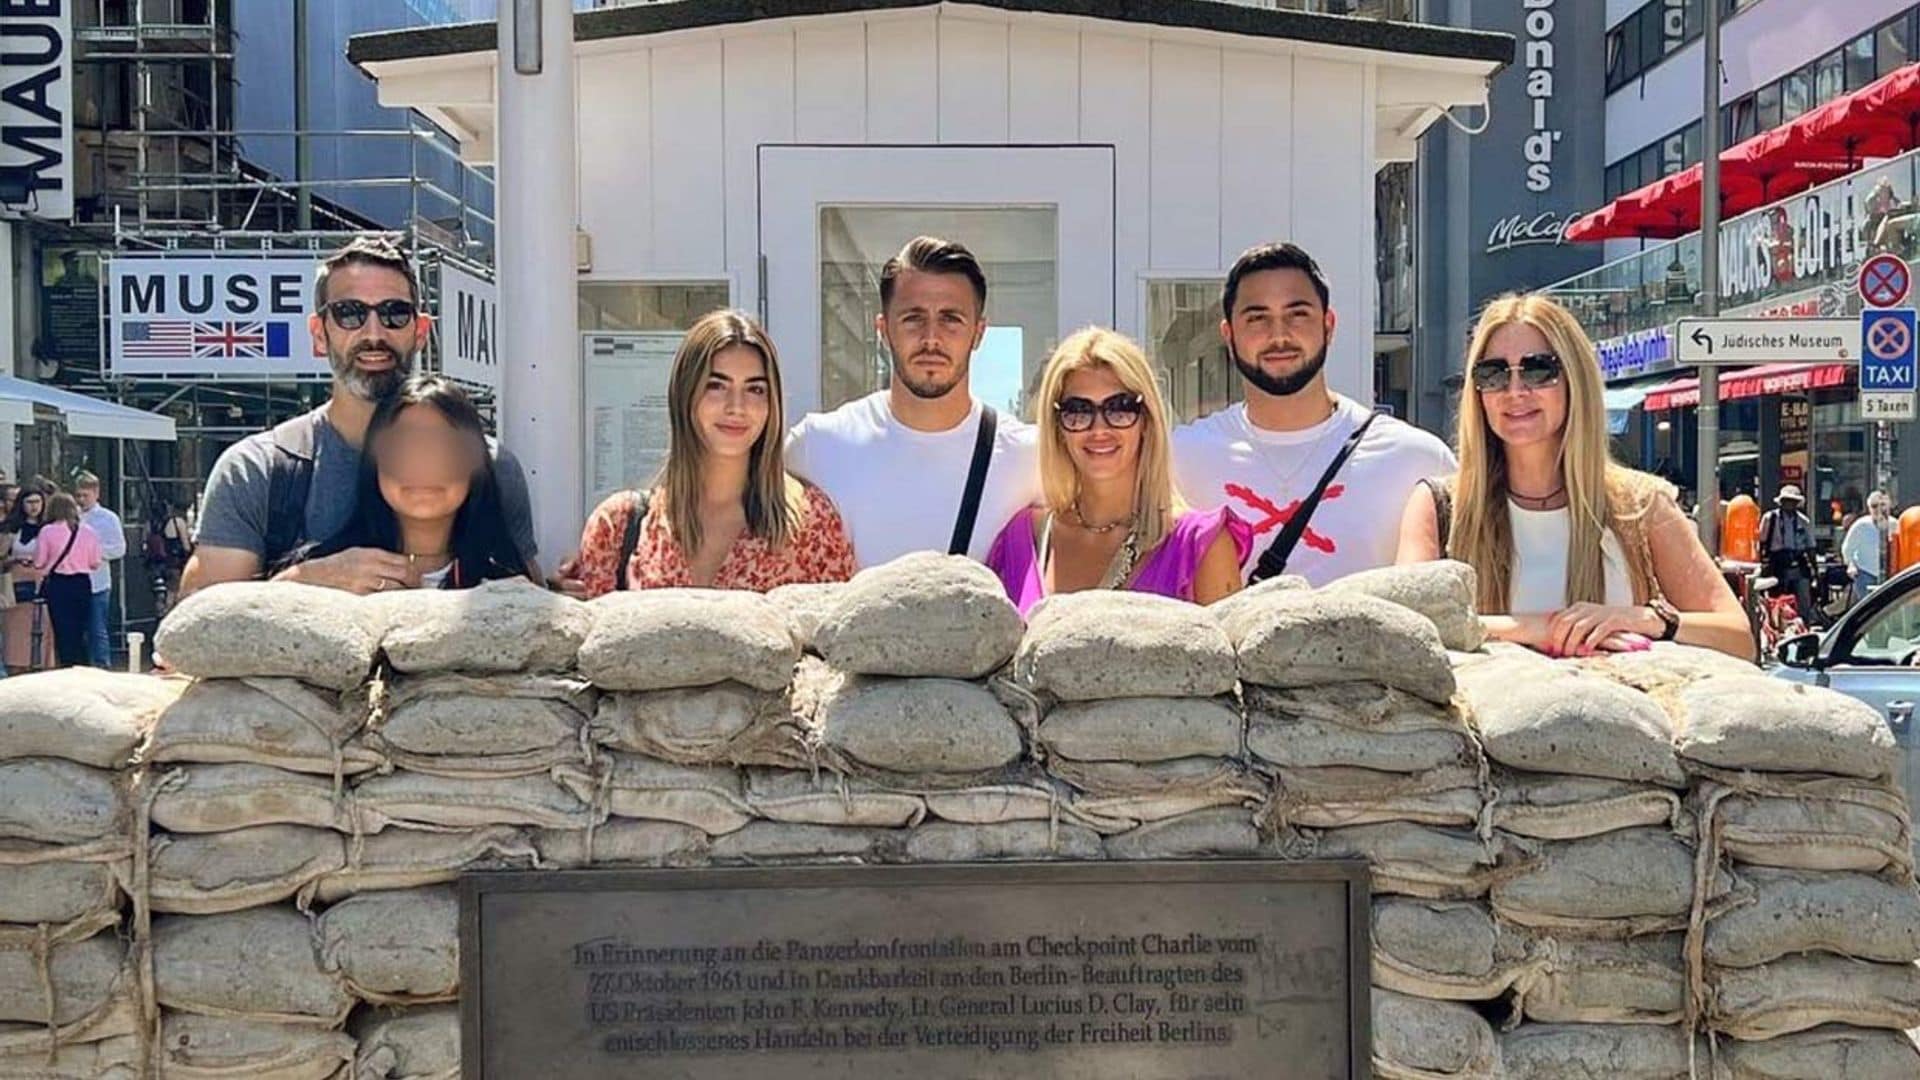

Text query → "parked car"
[1773,561,1920,808]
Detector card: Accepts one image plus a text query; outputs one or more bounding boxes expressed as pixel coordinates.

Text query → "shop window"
[818,206,1057,414]
[577,281,731,334]
[1878,16,1912,79]
[1146,280,1238,426]
[1847,32,1878,91]
[1813,50,1845,107]
[1755,82,1781,133]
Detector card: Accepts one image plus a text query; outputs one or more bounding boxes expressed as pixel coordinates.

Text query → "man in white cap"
[1758,484,1820,626]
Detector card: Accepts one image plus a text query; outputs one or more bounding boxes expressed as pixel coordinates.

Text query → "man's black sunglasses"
[321,298,418,331]
[1054,392,1145,432]
[1470,352,1563,393]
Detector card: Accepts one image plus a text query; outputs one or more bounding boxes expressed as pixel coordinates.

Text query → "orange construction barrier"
[1897,507,1920,574]
[1721,494,1760,562]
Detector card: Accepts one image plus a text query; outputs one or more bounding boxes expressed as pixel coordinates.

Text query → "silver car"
[1773,562,1920,804]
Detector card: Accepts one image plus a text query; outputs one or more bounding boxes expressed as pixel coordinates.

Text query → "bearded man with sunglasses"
[181,237,539,596]
[1171,243,1454,587]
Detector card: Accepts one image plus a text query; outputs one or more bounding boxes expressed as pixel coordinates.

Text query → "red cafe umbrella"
[1798,63,1920,165]
[1564,187,1695,242]
[1721,124,1847,211]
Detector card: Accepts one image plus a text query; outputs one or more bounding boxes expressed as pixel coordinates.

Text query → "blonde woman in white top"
[1395,294,1752,660]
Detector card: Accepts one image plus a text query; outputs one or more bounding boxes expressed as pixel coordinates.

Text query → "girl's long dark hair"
[297,376,532,588]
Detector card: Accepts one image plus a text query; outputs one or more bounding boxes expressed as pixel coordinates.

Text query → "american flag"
[121,320,196,358]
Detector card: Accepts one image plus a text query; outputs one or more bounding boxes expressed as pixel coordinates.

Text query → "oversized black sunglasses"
[1054,392,1145,432]
[321,298,418,331]
[1470,352,1563,393]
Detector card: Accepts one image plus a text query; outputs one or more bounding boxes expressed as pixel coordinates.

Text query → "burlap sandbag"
[1307,823,1500,900]
[1490,828,1696,933]
[0,668,181,768]
[553,755,752,835]
[1207,574,1309,627]
[0,1033,138,1079]
[1488,772,1682,842]
[150,763,343,834]
[1719,1023,1920,1079]
[812,553,1024,679]
[1225,590,1454,705]
[1014,591,1235,701]
[1709,954,1920,1040]
[0,758,126,844]
[1708,781,1912,875]
[1264,762,1483,830]
[1246,684,1474,774]
[352,1004,459,1080]
[312,826,538,902]
[1519,934,1687,1025]
[375,578,591,674]
[1371,898,1532,1001]
[149,678,381,776]
[744,769,925,828]
[1327,560,1486,653]
[157,581,381,690]
[1670,677,1897,780]
[591,684,802,768]
[919,778,1119,831]
[150,825,346,915]
[578,590,796,692]
[532,821,709,869]
[157,1012,356,1080]
[1499,1023,1696,1080]
[904,821,1103,862]
[1371,987,1500,1080]
[1102,807,1260,860]
[1575,642,1757,695]
[1049,757,1266,826]
[767,581,845,655]
[1458,663,1686,786]
[0,858,120,926]
[815,672,1024,777]
[1038,696,1242,763]
[352,771,594,833]
[153,906,353,1025]
[318,887,458,1004]
[1705,867,1920,968]
[370,674,593,777]
[0,932,124,1025]
[710,823,897,864]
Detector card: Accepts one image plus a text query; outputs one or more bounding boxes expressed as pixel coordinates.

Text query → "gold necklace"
[1072,496,1135,534]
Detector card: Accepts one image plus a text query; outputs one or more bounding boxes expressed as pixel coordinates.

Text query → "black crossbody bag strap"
[614,488,651,591]
[1250,410,1380,583]
[948,406,998,556]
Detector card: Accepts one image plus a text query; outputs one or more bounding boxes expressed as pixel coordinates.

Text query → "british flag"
[191,321,292,359]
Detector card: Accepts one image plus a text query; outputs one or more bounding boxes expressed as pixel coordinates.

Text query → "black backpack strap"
[1422,476,1454,554]
[263,413,320,570]
[1250,409,1381,583]
[614,488,650,591]
[948,406,997,556]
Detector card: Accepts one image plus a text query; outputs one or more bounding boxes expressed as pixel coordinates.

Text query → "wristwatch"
[1648,598,1681,642]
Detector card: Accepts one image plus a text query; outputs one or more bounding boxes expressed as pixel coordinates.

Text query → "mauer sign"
[438,262,501,393]
[107,257,327,378]
[1466,0,1604,300]
[0,0,73,220]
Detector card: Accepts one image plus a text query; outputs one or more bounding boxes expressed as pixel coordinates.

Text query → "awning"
[1566,62,1920,242]
[1603,386,1649,435]
[1642,362,1854,412]
[0,376,177,442]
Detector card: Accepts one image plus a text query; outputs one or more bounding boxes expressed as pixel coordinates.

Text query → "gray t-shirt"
[194,407,539,567]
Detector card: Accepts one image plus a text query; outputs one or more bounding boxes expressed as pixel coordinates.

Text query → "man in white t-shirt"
[1172,243,1455,587]
[787,236,1039,568]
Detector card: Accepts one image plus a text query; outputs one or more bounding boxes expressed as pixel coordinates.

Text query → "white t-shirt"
[786,392,1040,568]
[1508,504,1634,614]
[1171,397,1456,586]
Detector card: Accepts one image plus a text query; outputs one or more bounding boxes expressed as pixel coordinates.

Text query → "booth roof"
[347,0,1515,69]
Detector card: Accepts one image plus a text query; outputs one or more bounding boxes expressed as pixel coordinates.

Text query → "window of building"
[1638,6,1665,71]
[1146,280,1238,426]
[1755,82,1781,132]
[1813,50,1846,107]
[1879,15,1913,78]
[577,281,732,334]
[1727,97,1758,145]
[1781,67,1811,121]
[1661,130,1689,175]
[1682,121,1702,167]
[1847,32,1879,91]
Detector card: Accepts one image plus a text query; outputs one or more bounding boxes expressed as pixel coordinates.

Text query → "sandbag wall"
[0,554,1913,1078]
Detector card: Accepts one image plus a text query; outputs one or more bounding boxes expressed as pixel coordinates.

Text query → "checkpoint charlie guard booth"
[349,0,1509,563]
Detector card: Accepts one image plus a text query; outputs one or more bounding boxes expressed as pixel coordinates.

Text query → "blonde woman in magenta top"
[1395,294,1751,660]
[574,309,855,594]
[985,327,1248,615]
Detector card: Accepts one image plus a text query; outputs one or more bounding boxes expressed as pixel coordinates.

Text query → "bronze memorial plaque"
[460,861,1370,1079]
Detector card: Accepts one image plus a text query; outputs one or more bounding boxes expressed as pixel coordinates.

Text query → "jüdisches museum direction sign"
[461,862,1371,1079]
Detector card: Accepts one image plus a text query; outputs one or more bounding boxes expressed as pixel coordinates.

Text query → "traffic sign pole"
[1696,0,1722,552]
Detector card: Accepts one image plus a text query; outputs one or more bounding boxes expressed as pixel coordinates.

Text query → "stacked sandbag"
[0,670,177,1062]
[1018,590,1261,856]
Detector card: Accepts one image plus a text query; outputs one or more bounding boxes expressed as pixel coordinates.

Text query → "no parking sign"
[1861,306,1917,421]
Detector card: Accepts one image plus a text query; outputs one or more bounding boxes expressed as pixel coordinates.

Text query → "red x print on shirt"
[1224,483,1345,554]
